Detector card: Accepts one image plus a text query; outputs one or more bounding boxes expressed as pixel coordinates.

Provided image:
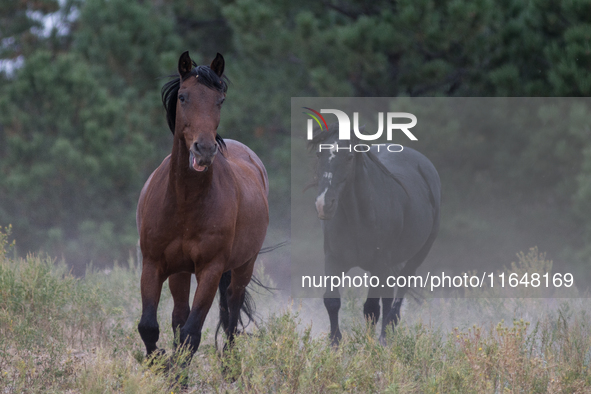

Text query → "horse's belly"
[324,213,433,272]
[228,182,269,268]
[228,224,267,268]
[397,209,434,256]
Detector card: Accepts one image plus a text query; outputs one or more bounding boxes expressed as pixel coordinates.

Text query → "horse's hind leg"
[138,260,165,357]
[218,271,232,337]
[363,288,381,326]
[169,273,191,346]
[324,293,342,346]
[381,297,394,326]
[381,233,438,344]
[390,297,404,325]
[224,259,256,347]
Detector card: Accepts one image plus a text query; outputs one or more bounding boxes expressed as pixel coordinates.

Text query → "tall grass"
[0,226,178,393]
[1,226,590,393]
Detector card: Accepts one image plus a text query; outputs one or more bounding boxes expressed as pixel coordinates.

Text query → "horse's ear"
[210,53,225,77]
[178,51,193,79]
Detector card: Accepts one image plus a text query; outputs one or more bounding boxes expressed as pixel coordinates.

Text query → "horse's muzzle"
[189,142,218,172]
[316,192,337,220]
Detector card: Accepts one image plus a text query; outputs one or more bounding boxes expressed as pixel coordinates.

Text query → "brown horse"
[136,51,269,360]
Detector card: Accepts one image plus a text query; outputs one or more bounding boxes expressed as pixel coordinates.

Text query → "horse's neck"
[341,155,373,216]
[349,154,373,200]
[168,136,215,203]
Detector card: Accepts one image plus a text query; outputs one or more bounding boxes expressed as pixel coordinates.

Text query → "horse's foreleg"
[324,256,343,346]
[364,287,381,327]
[224,259,256,347]
[324,292,342,346]
[179,266,224,356]
[138,261,165,357]
[169,273,191,347]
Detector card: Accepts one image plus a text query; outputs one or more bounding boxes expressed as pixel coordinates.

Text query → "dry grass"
[1,227,591,393]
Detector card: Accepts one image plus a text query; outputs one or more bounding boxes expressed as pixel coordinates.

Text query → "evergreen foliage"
[1,0,591,268]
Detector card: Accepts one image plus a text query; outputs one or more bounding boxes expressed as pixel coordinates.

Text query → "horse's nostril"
[206,144,218,155]
[192,141,217,156]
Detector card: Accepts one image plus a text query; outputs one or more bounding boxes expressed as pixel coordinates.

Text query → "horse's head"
[311,125,358,220]
[164,51,227,173]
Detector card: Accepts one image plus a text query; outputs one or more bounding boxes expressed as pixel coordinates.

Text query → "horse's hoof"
[146,349,168,369]
[173,371,190,390]
[221,365,238,382]
[330,331,342,347]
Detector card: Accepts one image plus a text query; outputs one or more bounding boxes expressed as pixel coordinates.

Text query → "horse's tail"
[258,240,288,254]
[215,242,285,347]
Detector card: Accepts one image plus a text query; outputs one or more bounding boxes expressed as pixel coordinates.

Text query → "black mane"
[307,123,339,150]
[307,123,408,194]
[161,62,229,150]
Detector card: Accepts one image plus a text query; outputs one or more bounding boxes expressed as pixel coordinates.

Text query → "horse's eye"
[179,94,186,103]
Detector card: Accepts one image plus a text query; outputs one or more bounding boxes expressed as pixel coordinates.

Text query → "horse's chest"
[141,203,230,271]
[159,238,191,271]
[164,221,229,265]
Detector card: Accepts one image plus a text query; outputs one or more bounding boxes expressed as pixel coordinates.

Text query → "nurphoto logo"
[303,107,417,152]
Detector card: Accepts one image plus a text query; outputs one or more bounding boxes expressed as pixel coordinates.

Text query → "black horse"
[310,126,440,344]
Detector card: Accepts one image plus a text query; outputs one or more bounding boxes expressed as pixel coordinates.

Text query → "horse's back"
[374,146,441,209]
[224,139,269,196]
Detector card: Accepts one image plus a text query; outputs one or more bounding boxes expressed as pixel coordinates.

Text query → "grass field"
[1,227,591,393]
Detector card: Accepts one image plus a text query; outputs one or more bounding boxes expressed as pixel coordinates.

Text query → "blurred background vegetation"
[1,0,591,276]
